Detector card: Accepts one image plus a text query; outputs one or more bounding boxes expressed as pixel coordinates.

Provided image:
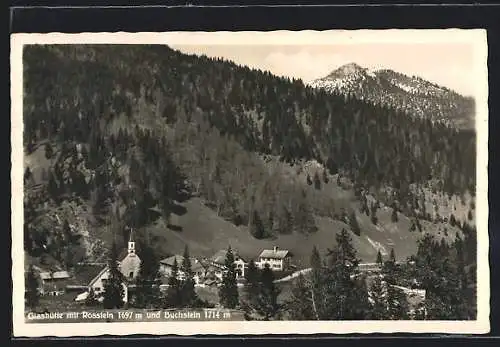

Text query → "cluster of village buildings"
[30,234,425,314]
[33,233,293,304]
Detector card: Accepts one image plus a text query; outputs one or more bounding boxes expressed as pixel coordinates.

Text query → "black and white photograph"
[11,30,489,336]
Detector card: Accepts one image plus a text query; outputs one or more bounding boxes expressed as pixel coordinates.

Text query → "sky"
[171,43,476,97]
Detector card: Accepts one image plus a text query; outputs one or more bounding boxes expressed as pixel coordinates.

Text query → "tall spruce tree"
[391,207,399,223]
[322,229,363,319]
[323,169,329,183]
[242,259,261,319]
[376,250,383,267]
[164,258,182,308]
[310,245,323,319]
[386,285,409,320]
[219,246,239,309]
[134,243,161,309]
[286,273,314,320]
[313,171,321,190]
[383,248,397,285]
[251,210,266,239]
[103,241,125,309]
[349,210,361,236]
[180,245,198,307]
[25,265,40,310]
[257,263,281,320]
[390,248,396,263]
[369,275,388,319]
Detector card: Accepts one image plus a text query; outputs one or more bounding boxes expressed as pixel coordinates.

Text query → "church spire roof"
[127,228,136,255]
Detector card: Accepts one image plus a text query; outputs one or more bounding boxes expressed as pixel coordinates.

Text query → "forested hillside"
[22,45,477,318]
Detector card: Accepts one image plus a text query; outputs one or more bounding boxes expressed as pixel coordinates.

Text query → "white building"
[159,255,205,286]
[256,246,292,272]
[82,230,141,303]
[208,249,247,280]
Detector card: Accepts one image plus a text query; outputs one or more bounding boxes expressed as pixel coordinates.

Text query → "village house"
[256,246,292,272]
[159,255,206,286]
[38,271,71,296]
[358,262,383,273]
[76,230,141,303]
[207,249,247,281]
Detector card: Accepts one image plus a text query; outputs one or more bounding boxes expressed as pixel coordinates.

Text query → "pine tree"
[449,213,457,227]
[306,174,312,186]
[410,219,417,232]
[134,243,161,309]
[85,288,99,307]
[164,258,182,308]
[376,250,383,267]
[102,241,125,309]
[383,248,397,285]
[251,210,266,239]
[313,171,321,190]
[242,259,261,319]
[370,207,378,225]
[360,195,370,216]
[329,229,360,268]
[45,142,54,159]
[387,285,409,320]
[180,245,198,307]
[369,275,388,319]
[322,229,362,319]
[390,248,396,264]
[25,265,40,310]
[310,245,323,319]
[47,171,60,203]
[257,263,281,320]
[414,234,470,319]
[219,246,239,309]
[322,169,329,184]
[286,274,314,320]
[350,274,371,319]
[295,199,317,234]
[349,210,361,236]
[415,217,423,232]
[391,207,399,223]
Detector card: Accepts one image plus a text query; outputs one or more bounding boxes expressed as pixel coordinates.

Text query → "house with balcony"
[256,246,292,272]
[207,248,247,281]
[159,254,206,286]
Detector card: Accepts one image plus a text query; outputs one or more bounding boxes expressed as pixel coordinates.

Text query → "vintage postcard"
[11,30,489,337]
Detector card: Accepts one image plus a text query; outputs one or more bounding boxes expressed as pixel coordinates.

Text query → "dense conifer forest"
[22,44,478,320]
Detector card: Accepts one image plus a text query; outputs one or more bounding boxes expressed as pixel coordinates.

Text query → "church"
[82,230,142,303]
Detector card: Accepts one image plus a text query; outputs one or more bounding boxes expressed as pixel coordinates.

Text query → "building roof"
[39,271,71,280]
[160,255,184,266]
[70,264,107,286]
[88,266,111,287]
[358,263,382,272]
[160,255,205,272]
[210,249,244,265]
[118,249,130,261]
[258,248,290,259]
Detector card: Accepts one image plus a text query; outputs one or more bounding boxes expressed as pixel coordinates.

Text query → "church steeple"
[128,228,136,255]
